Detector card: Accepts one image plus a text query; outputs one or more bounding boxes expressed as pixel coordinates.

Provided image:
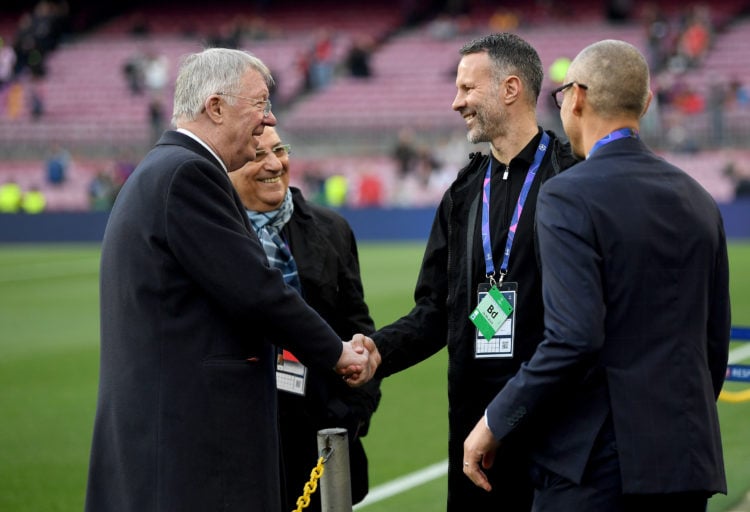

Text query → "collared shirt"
[176,128,228,173]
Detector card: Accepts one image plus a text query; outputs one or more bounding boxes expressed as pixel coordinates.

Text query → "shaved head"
[567,40,650,118]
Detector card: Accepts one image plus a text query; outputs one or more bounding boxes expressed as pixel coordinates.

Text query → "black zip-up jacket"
[278,187,380,510]
[372,129,577,510]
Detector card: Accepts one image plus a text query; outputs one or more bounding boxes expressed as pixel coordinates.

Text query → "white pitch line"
[354,459,448,509]
[729,342,750,364]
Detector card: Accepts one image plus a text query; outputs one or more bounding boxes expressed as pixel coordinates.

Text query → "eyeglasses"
[551,81,588,109]
[216,92,272,117]
[254,143,291,162]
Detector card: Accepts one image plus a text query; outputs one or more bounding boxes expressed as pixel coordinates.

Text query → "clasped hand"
[335,334,381,386]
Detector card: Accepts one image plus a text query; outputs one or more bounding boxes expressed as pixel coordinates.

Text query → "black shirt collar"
[492,127,543,173]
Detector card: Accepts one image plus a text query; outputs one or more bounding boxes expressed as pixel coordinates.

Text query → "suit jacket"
[486,136,730,495]
[277,187,380,509]
[86,131,344,511]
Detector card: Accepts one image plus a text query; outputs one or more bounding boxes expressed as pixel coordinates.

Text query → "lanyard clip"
[486,273,497,288]
[497,270,507,286]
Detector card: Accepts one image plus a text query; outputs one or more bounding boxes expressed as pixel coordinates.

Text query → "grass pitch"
[0,241,748,511]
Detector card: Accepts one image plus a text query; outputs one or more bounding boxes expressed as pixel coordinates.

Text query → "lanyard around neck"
[481,131,550,285]
[587,127,639,159]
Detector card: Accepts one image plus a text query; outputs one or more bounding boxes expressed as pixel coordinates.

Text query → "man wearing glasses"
[86,48,377,511]
[229,127,381,511]
[464,39,729,511]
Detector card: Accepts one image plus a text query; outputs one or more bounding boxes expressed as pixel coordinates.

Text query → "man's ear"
[204,95,224,123]
[571,83,587,116]
[503,75,521,105]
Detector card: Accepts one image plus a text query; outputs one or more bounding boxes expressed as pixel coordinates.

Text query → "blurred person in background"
[229,126,381,511]
[20,185,46,213]
[85,47,376,512]
[0,179,22,213]
[367,33,577,511]
[463,39,729,512]
[44,143,69,185]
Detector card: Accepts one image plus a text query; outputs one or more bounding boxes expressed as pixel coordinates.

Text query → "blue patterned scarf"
[246,190,302,292]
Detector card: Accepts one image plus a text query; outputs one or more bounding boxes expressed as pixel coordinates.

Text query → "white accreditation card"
[472,281,517,358]
[276,349,307,395]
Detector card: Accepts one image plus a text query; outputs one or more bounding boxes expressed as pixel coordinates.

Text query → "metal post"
[316,427,352,512]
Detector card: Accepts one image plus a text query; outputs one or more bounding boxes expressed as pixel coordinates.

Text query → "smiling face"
[452,52,507,144]
[229,127,290,212]
[221,68,277,171]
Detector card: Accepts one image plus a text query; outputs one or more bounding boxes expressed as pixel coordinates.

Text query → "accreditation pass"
[276,349,307,395]
[470,282,517,358]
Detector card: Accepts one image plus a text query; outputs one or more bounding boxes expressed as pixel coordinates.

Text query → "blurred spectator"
[45,143,70,185]
[677,13,711,67]
[309,29,334,91]
[641,3,670,72]
[0,36,16,89]
[208,20,242,49]
[301,165,326,204]
[726,77,750,108]
[122,50,145,95]
[113,149,138,186]
[414,145,441,186]
[665,119,700,153]
[143,49,169,97]
[722,157,750,199]
[323,175,348,206]
[128,12,150,37]
[21,185,46,213]
[606,0,634,22]
[673,83,704,114]
[489,8,520,31]
[356,174,383,207]
[11,0,69,79]
[707,78,727,146]
[428,14,459,40]
[29,77,44,120]
[735,180,750,199]
[0,180,22,213]
[295,49,313,93]
[345,35,373,78]
[89,168,118,211]
[5,80,24,119]
[392,128,419,179]
[148,98,166,144]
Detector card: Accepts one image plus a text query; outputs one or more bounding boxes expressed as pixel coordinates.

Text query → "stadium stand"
[1,0,749,210]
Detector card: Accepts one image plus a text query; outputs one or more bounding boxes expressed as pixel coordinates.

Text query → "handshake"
[335,334,381,386]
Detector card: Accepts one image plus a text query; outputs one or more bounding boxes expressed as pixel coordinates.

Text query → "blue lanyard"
[587,127,639,159]
[481,131,550,285]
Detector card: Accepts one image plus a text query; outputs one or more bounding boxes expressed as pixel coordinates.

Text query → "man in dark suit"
[462,39,730,511]
[229,126,381,510]
[85,48,377,512]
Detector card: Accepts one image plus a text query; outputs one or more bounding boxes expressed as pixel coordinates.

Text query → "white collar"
[176,128,228,173]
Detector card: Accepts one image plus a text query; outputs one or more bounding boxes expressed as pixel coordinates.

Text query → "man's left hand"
[462,415,500,492]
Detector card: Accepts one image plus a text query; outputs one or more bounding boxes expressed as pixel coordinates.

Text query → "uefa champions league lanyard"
[482,131,550,286]
[586,127,639,159]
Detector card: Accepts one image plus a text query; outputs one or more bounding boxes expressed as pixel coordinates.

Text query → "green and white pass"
[469,285,514,341]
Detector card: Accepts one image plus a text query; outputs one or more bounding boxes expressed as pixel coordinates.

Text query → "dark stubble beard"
[465,96,505,145]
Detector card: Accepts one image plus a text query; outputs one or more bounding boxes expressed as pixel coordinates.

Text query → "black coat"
[277,187,380,511]
[86,131,344,511]
[372,129,577,510]
[487,136,729,496]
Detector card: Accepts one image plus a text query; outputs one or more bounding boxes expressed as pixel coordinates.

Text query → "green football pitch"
[0,241,748,511]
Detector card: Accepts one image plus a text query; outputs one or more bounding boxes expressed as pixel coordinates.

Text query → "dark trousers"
[530,429,709,512]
